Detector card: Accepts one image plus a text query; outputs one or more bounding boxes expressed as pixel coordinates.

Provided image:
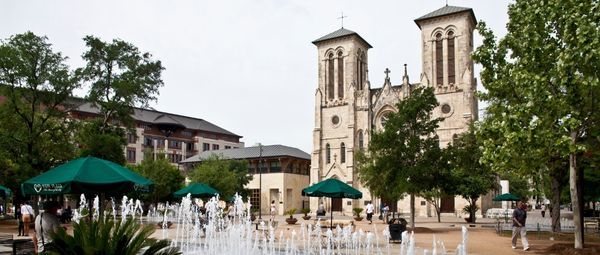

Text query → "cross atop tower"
[384,68,391,79]
[338,12,348,28]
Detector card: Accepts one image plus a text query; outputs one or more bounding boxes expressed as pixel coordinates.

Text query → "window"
[380,113,390,128]
[203,143,210,151]
[340,142,346,163]
[452,134,459,144]
[447,31,455,84]
[156,139,165,148]
[212,144,220,150]
[326,144,331,164]
[358,131,364,151]
[127,133,136,144]
[269,161,281,173]
[126,148,136,163]
[337,51,344,98]
[225,145,231,149]
[357,50,363,90]
[328,53,335,100]
[441,104,451,114]
[181,130,193,137]
[139,123,151,130]
[435,33,443,85]
[186,142,194,151]
[168,139,181,149]
[331,115,340,125]
[143,136,153,147]
[249,189,260,210]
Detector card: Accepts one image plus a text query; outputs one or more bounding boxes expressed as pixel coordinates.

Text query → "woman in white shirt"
[20,201,34,236]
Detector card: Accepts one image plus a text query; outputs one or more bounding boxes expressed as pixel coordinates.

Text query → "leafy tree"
[356,86,444,229]
[189,155,252,199]
[0,32,79,198]
[132,153,184,204]
[77,36,164,130]
[472,0,600,248]
[445,125,498,223]
[76,119,126,165]
[46,217,180,255]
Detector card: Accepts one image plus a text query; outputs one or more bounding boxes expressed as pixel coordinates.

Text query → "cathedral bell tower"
[415,5,478,147]
[310,28,372,213]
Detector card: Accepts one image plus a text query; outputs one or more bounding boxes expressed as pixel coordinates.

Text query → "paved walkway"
[0,209,593,255]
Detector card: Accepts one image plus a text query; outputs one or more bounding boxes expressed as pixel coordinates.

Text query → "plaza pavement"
[0,209,591,255]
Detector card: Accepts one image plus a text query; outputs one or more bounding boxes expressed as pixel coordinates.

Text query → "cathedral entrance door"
[331,198,342,212]
[440,195,455,213]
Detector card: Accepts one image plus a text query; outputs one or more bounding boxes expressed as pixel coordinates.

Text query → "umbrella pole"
[330,198,333,229]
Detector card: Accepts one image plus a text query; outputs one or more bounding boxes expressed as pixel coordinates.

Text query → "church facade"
[310,6,489,217]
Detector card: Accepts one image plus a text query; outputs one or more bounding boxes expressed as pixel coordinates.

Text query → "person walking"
[365,202,374,224]
[21,201,34,236]
[15,203,24,236]
[512,201,530,251]
[382,204,390,223]
[540,204,546,218]
[270,200,277,221]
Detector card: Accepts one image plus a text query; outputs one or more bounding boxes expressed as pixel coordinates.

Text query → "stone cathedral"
[310,5,488,217]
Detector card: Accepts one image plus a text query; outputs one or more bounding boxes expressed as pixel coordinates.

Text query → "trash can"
[388,218,407,243]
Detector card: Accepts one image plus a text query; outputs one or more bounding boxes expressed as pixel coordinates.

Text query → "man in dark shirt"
[512,201,529,251]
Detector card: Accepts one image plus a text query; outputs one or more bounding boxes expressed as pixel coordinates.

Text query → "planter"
[285,218,298,225]
[302,216,312,220]
[354,217,363,221]
[157,221,173,229]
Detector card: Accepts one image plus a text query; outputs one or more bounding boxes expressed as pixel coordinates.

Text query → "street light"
[258,143,263,220]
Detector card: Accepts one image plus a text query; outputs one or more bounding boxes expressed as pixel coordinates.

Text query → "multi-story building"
[180,144,311,215]
[70,101,244,165]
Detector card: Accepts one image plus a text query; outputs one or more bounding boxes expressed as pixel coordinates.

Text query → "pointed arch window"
[337,51,344,98]
[435,33,443,86]
[326,143,331,164]
[340,142,346,163]
[447,31,455,85]
[358,131,364,151]
[328,53,335,100]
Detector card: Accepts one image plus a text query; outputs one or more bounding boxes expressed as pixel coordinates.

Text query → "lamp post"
[258,143,263,220]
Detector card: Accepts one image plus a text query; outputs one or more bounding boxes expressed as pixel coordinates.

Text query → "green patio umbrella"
[21,156,153,196]
[302,178,362,228]
[0,184,11,197]
[174,183,219,198]
[492,193,520,201]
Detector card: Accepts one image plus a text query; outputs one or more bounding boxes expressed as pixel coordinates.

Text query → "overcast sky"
[1,0,511,153]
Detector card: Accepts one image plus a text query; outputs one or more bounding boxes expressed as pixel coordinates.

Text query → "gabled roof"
[180,144,310,163]
[414,5,476,28]
[312,28,373,48]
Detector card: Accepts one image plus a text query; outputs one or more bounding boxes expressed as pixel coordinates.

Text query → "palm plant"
[45,217,180,255]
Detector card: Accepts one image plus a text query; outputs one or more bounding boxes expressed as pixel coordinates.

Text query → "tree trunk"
[410,193,415,230]
[569,132,583,249]
[550,172,562,232]
[470,198,478,223]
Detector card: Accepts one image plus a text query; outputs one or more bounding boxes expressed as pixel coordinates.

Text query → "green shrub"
[45,217,180,255]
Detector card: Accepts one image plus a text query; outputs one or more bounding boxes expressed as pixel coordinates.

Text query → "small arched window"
[340,142,346,163]
[358,131,364,151]
[326,143,331,164]
[337,51,344,98]
[435,33,443,86]
[447,31,455,85]
[328,53,335,100]
[452,134,459,144]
